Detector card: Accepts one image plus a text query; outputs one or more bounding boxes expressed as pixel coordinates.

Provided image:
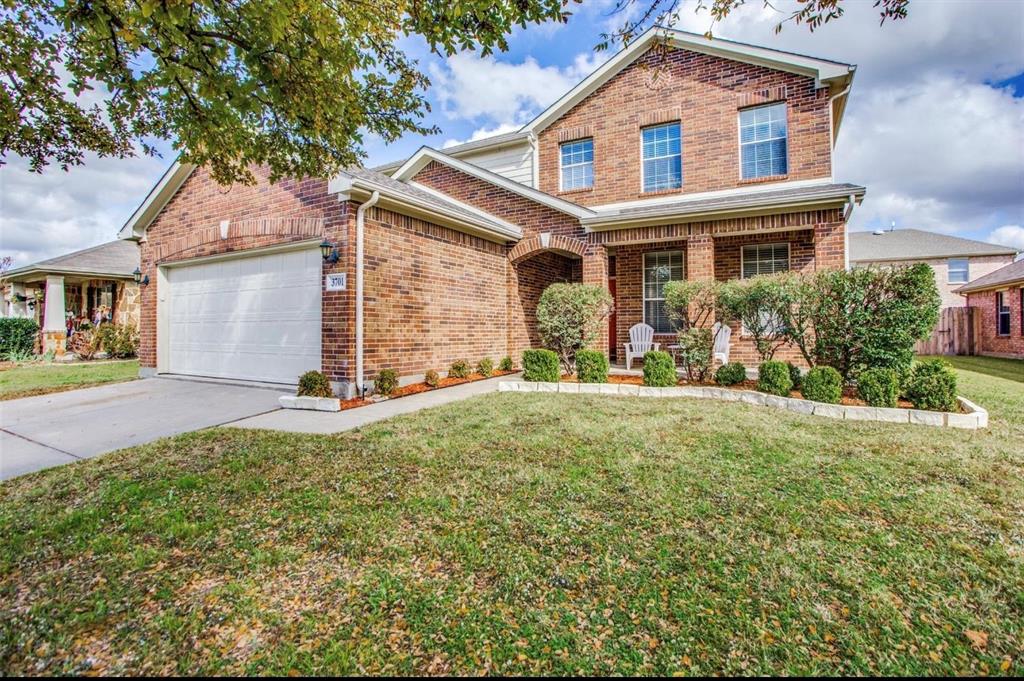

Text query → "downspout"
[843,194,856,270]
[827,84,852,178]
[528,131,539,189]
[355,190,380,397]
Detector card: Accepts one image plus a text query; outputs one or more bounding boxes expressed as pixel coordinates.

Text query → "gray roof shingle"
[957,258,1024,293]
[8,240,140,279]
[849,228,1017,262]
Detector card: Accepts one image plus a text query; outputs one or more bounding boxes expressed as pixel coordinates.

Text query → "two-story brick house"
[121,27,865,396]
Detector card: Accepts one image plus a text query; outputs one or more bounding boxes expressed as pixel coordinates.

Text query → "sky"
[1,0,1022,267]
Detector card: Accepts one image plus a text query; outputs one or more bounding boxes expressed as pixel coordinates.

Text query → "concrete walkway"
[227,373,515,434]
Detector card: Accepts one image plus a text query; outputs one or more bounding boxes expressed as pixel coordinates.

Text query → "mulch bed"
[337,370,518,411]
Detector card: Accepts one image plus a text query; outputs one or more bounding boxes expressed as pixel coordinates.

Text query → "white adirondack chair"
[624,323,660,370]
[712,322,732,365]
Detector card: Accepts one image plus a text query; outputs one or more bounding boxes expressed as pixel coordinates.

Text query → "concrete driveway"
[0,378,281,480]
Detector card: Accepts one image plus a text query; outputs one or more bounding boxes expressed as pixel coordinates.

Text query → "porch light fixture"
[320,239,339,264]
[133,267,149,286]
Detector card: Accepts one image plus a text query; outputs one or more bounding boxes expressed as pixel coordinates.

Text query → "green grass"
[0,360,139,400]
[919,354,1023,384]
[1,357,1021,675]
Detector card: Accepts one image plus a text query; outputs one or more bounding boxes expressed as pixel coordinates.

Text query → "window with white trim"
[948,258,969,284]
[997,292,1010,336]
[741,243,790,279]
[560,139,594,191]
[739,103,788,179]
[641,122,682,192]
[643,251,684,333]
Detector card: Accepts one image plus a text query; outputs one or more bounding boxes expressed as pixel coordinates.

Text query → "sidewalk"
[226,373,516,434]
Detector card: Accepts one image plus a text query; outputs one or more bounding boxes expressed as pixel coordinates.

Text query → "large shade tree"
[1,0,908,185]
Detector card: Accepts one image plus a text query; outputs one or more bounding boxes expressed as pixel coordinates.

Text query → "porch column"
[81,283,88,316]
[814,221,845,271]
[582,245,610,354]
[686,234,716,329]
[41,275,67,356]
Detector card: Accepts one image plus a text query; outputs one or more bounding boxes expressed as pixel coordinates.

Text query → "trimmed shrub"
[757,360,793,397]
[787,362,803,390]
[714,362,747,386]
[375,368,399,396]
[536,283,613,374]
[576,349,609,383]
[857,367,900,408]
[676,327,714,382]
[448,359,471,379]
[297,370,333,398]
[642,350,676,387]
[904,359,958,412]
[802,366,843,404]
[476,357,494,377]
[96,323,139,359]
[424,369,440,388]
[0,318,38,358]
[498,356,515,372]
[522,349,560,383]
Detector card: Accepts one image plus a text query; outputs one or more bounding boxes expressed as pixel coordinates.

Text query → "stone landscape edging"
[498,380,988,430]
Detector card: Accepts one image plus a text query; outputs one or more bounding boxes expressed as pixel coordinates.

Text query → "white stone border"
[498,381,988,429]
[279,395,341,412]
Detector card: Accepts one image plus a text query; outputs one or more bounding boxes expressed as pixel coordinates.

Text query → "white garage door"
[166,247,322,384]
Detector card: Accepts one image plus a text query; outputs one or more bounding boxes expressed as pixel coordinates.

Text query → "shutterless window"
[643,251,684,333]
[997,292,1010,336]
[948,258,969,283]
[641,122,682,192]
[560,139,594,191]
[742,243,790,278]
[739,103,788,179]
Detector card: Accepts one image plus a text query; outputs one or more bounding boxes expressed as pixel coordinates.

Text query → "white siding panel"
[458,143,534,186]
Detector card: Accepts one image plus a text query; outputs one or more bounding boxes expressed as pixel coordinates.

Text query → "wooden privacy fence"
[915,306,979,356]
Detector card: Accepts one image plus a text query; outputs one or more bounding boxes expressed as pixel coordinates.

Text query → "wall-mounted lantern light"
[133,268,150,286]
[320,239,340,264]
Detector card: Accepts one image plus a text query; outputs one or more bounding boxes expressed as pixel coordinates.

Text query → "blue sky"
[2,0,1022,266]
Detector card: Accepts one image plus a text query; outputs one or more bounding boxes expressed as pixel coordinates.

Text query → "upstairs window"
[641,122,682,192]
[560,139,594,191]
[742,243,790,279]
[643,251,684,333]
[997,292,1010,336]
[948,258,969,283]
[740,103,788,179]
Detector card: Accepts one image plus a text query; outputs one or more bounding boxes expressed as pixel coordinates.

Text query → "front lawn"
[0,360,139,400]
[1,358,1021,675]
[919,354,1023,384]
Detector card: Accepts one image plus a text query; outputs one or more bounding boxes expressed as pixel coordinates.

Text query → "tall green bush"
[0,318,38,358]
[575,349,609,383]
[522,349,560,383]
[663,279,721,332]
[718,275,790,361]
[96,323,139,359]
[676,327,714,382]
[536,283,613,374]
[642,350,676,387]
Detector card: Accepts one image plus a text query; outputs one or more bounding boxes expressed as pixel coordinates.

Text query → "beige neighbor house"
[2,240,141,356]
[849,228,1018,309]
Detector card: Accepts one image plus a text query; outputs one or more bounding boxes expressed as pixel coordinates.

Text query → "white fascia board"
[391,147,595,219]
[590,177,836,213]
[523,26,855,135]
[118,161,196,240]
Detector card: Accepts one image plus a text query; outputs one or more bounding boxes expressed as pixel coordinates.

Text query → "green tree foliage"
[536,283,613,374]
[0,318,38,358]
[1,0,570,183]
[718,275,790,361]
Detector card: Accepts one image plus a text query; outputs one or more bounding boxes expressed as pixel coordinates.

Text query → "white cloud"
[988,225,1024,252]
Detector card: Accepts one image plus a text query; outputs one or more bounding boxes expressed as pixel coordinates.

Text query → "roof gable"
[7,240,140,280]
[849,229,1019,262]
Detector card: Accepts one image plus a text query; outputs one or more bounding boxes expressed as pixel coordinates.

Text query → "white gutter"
[843,193,856,270]
[355,190,380,398]
[827,84,852,175]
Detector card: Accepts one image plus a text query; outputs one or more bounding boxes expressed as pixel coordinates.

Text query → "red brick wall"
[538,46,834,206]
[966,287,1024,358]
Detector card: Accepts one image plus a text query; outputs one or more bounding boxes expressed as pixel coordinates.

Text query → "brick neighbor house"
[120,27,866,397]
[849,228,1017,309]
[956,259,1024,359]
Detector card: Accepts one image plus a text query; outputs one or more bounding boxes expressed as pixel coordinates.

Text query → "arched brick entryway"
[509,233,589,264]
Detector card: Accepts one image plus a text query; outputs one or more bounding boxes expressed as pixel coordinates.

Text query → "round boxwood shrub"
[787,362,803,391]
[904,359,958,412]
[375,368,399,396]
[448,359,471,379]
[498,355,515,372]
[522,349,560,383]
[476,357,494,378]
[297,370,333,398]
[757,360,793,397]
[857,367,899,408]
[576,349,609,383]
[714,362,747,386]
[424,369,440,388]
[642,350,676,387]
[801,365,843,404]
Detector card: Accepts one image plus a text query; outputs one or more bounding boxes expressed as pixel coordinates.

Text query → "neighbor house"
[849,228,1017,309]
[121,27,866,396]
[2,240,141,355]
[957,259,1024,359]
